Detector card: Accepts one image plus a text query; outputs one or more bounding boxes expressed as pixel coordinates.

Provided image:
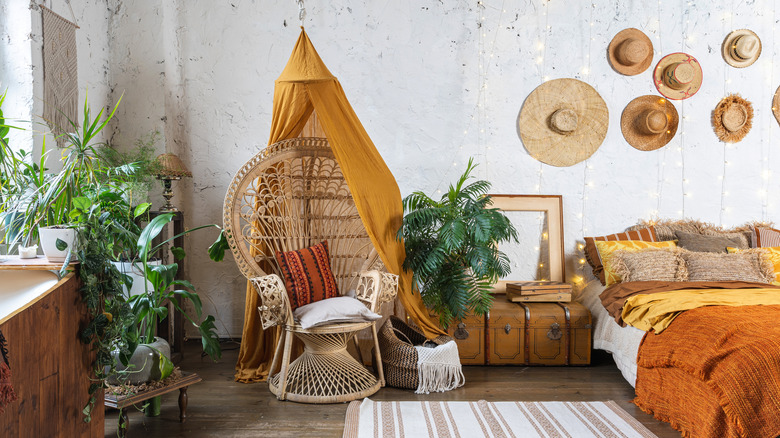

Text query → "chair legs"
[371,324,385,387]
[267,326,285,379]
[275,330,294,401]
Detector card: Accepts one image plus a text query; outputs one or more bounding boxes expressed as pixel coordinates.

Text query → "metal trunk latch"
[454,322,469,340]
[504,323,512,334]
[547,323,563,340]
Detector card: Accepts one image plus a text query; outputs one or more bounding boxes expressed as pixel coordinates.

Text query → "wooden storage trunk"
[446,312,485,365]
[447,299,591,366]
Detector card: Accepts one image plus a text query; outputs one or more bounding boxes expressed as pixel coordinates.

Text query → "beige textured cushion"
[612,248,687,283]
[629,219,754,248]
[681,250,774,283]
[293,296,381,329]
[675,230,745,253]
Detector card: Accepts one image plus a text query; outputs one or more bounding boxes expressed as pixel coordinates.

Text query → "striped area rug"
[342,399,658,438]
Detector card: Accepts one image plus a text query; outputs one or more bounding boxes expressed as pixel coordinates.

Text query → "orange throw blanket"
[635,305,780,438]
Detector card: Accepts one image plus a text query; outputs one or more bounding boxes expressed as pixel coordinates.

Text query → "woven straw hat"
[621,95,679,151]
[712,94,753,143]
[722,29,761,68]
[518,78,608,167]
[608,28,654,76]
[773,85,780,127]
[653,52,703,100]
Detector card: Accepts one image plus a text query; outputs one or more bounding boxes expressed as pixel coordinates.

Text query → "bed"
[581,221,780,438]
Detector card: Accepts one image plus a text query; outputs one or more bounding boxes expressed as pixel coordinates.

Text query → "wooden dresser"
[0,269,104,437]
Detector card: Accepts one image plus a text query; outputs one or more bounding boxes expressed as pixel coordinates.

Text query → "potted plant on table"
[397,158,518,328]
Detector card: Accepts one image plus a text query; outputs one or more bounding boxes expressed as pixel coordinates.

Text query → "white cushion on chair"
[293,296,381,329]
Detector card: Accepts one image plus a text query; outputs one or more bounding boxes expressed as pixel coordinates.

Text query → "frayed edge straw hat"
[518,78,608,167]
[621,95,679,151]
[653,52,703,100]
[722,29,761,68]
[712,94,753,143]
[608,28,654,76]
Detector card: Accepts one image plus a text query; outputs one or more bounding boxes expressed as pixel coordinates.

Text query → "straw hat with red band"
[722,29,761,68]
[608,28,654,76]
[518,78,608,167]
[621,95,679,151]
[712,94,753,143]
[653,52,703,100]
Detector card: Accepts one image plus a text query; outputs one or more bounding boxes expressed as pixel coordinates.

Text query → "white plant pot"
[112,260,162,297]
[38,227,76,262]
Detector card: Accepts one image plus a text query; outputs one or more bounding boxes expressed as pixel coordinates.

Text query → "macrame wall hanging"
[41,3,79,147]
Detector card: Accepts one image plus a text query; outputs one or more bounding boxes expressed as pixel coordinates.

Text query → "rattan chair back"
[224,137,375,293]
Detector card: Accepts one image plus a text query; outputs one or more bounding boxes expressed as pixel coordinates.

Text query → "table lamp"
[155,153,192,212]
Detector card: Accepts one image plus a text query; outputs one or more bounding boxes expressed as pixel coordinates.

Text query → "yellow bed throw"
[622,288,780,333]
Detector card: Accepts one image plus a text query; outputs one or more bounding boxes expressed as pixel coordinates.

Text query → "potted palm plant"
[397,158,518,328]
[1,94,122,262]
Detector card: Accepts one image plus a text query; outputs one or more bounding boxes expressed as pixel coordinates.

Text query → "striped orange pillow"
[752,227,780,248]
[584,227,658,285]
[275,241,340,310]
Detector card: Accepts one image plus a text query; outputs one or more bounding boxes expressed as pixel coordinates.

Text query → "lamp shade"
[155,153,192,178]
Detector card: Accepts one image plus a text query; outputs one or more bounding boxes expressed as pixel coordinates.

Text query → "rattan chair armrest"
[250,274,293,330]
[355,270,399,313]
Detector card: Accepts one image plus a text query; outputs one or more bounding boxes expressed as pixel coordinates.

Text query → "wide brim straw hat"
[653,52,703,100]
[608,28,654,76]
[712,94,753,143]
[773,85,780,127]
[518,78,608,167]
[620,95,679,151]
[722,29,761,68]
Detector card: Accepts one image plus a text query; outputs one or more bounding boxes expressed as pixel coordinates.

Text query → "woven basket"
[378,316,452,389]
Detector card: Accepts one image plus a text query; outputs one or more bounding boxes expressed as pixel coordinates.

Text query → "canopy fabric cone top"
[235,29,446,383]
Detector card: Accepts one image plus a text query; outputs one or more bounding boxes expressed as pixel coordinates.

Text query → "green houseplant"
[397,159,518,328]
[126,212,226,362]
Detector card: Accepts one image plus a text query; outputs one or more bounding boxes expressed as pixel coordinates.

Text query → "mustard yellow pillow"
[727,246,780,285]
[595,240,678,286]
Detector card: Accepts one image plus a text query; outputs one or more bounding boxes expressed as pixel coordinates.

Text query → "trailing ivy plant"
[397,158,518,328]
[69,190,140,422]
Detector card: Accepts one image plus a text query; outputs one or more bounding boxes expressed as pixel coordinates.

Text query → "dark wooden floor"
[104,341,681,438]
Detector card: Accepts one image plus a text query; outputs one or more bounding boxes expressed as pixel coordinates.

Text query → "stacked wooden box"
[506,281,572,302]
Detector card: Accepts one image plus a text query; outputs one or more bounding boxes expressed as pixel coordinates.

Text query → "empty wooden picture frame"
[488,194,565,293]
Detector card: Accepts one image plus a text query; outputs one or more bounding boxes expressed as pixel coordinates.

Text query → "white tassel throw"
[414,341,465,394]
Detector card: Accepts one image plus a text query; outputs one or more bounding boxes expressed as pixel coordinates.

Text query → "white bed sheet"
[580,281,645,387]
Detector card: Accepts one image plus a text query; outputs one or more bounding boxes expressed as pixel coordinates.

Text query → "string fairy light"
[433,0,505,193]
[576,1,597,289]
[718,1,735,225]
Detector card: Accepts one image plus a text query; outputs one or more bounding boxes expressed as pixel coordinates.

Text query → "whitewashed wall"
[0,0,34,153]
[14,0,780,337]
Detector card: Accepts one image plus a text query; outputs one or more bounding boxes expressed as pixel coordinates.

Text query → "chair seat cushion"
[293,296,381,329]
[275,241,340,309]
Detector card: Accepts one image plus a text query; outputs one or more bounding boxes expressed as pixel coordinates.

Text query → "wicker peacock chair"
[223,137,398,403]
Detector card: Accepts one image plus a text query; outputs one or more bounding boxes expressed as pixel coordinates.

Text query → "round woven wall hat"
[773,85,780,127]
[722,29,761,68]
[518,78,608,167]
[712,94,753,143]
[653,52,703,100]
[608,28,654,76]
[621,95,679,151]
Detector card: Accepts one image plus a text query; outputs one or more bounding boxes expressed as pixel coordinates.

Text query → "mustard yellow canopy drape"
[235,29,445,383]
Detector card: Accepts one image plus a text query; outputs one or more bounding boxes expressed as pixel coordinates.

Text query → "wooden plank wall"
[0,273,104,437]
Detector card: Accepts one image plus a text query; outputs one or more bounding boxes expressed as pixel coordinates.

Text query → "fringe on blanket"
[0,329,17,415]
[414,341,465,394]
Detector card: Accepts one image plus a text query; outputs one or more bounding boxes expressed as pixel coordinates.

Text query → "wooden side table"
[104,372,202,437]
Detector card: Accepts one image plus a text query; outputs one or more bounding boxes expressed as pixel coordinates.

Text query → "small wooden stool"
[104,372,202,437]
